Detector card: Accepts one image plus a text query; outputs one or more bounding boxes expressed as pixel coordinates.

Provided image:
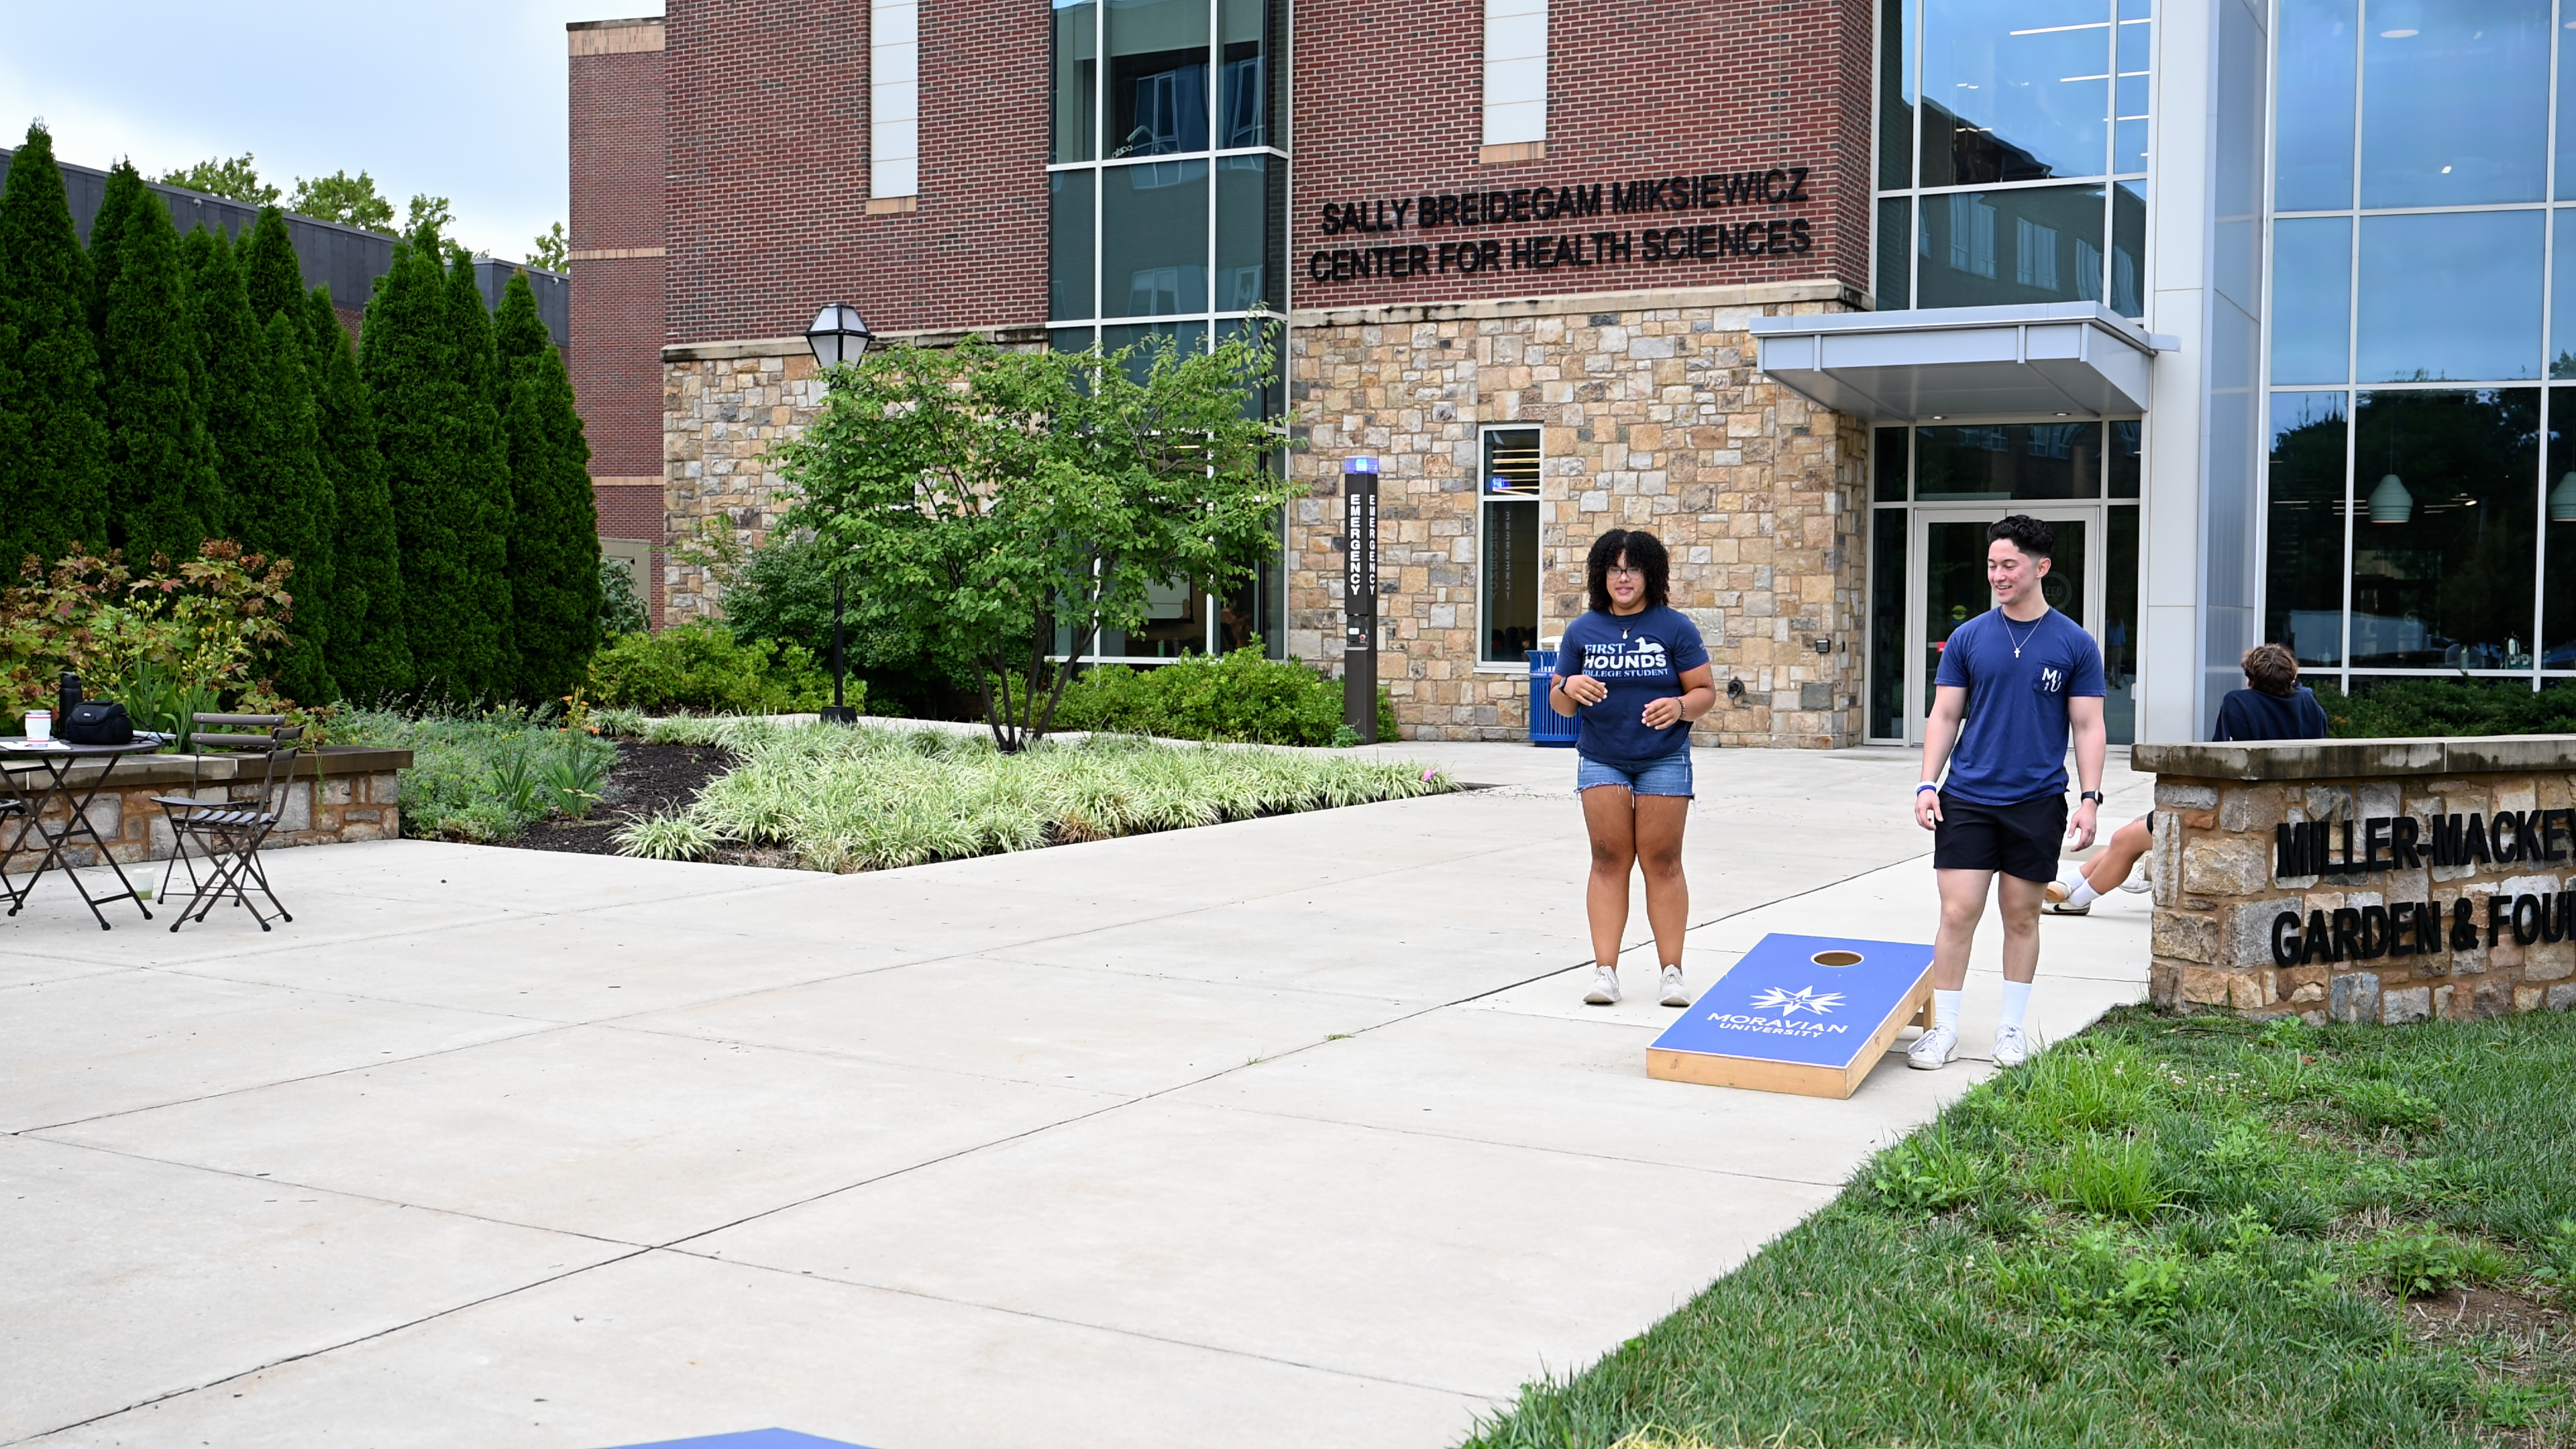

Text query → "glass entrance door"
[1906,508,2094,745]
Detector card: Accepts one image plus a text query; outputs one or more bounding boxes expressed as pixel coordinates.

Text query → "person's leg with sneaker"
[1579,782,1638,1003]
[2047,814,2153,913]
[1634,790,1694,1005]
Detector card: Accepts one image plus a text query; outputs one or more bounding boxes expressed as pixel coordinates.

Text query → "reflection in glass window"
[2104,502,2138,742]
[1874,426,1909,500]
[1879,0,1917,190]
[2538,389,2576,666]
[1108,0,1209,158]
[1920,185,2106,307]
[2357,0,2549,210]
[2349,389,2540,669]
[1214,155,1279,313]
[2108,419,2141,497]
[1053,0,1098,163]
[2271,0,2354,211]
[1916,421,2102,498]
[1920,0,2112,186]
[2270,217,2351,385]
[1877,195,1912,307]
[2355,211,2542,382]
[1869,508,1909,738]
[1102,160,1208,318]
[1480,429,1542,662]
[1049,170,1095,321]
[2113,9,2150,175]
[1219,0,1273,147]
[2110,180,2144,315]
[2553,213,2576,380]
[2264,392,2349,666]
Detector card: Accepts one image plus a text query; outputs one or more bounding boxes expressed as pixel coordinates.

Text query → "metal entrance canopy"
[1749,302,2178,423]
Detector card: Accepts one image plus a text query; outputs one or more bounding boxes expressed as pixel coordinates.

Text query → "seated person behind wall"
[2045,643,2328,915]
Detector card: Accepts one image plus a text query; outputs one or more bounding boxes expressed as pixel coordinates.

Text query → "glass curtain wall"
[1876,0,2151,314]
[2263,0,2571,688]
[1050,0,1288,661]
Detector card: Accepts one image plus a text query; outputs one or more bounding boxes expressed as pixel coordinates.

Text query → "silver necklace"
[2002,610,2045,658]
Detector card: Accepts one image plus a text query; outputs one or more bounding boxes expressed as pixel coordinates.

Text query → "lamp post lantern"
[804,303,873,370]
[807,305,871,724]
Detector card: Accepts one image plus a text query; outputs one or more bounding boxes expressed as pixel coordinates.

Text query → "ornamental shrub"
[2314,677,2576,739]
[99,182,218,564]
[586,620,830,714]
[0,121,112,570]
[307,285,411,702]
[599,559,649,637]
[495,272,603,702]
[235,309,335,703]
[1052,645,1399,745]
[181,222,258,538]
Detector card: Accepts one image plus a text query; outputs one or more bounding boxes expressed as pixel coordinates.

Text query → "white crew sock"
[1933,989,1963,1030]
[2063,875,2102,908]
[1999,979,2034,1031]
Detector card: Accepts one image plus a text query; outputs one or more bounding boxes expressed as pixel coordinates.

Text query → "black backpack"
[62,700,133,745]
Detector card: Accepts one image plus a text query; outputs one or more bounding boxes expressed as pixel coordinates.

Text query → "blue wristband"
[1915,782,1941,794]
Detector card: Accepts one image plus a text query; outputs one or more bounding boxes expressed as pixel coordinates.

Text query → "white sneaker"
[1659,965,1691,1007]
[1582,966,1621,1005]
[1907,1023,1958,1071]
[2119,863,2153,895]
[1992,1024,2029,1067]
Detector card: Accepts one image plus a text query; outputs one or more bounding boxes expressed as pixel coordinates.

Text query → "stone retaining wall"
[1,748,409,873]
[2133,737,2576,1024]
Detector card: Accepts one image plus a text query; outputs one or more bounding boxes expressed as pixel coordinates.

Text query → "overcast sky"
[0,1,663,262]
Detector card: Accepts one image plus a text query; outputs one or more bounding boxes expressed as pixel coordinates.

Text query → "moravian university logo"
[1749,985,1844,1016]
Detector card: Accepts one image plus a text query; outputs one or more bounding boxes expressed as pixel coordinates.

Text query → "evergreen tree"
[99,189,215,563]
[494,272,603,701]
[0,121,112,571]
[307,286,411,701]
[236,309,335,702]
[443,249,519,699]
[363,230,511,700]
[182,223,258,539]
[241,206,304,327]
[84,162,146,339]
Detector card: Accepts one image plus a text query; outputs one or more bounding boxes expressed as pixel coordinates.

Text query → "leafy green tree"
[528,221,568,270]
[362,229,511,700]
[494,272,603,701]
[181,224,258,538]
[83,162,148,339]
[0,121,112,571]
[307,286,410,700]
[158,153,280,207]
[287,170,395,233]
[239,206,304,326]
[406,194,453,244]
[774,329,1298,749]
[99,189,217,564]
[235,309,335,702]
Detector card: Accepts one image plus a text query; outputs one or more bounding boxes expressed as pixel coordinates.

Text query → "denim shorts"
[1576,751,1695,798]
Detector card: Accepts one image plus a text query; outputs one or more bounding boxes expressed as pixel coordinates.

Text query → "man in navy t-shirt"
[1909,515,2108,1072]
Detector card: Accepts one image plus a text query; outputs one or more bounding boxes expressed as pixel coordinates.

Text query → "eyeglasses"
[1605,566,1646,580]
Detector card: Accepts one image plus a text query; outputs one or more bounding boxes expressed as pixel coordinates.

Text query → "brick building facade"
[571,0,2271,752]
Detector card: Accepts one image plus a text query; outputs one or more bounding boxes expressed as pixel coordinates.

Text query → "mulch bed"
[490,741,735,857]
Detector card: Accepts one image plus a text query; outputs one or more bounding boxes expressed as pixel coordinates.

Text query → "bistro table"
[0,735,170,929]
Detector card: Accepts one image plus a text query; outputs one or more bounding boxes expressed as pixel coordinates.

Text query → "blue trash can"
[1527,647,1579,747]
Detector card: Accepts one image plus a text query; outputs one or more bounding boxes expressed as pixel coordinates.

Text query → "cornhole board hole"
[602,1423,875,1433]
[1648,932,1937,1099]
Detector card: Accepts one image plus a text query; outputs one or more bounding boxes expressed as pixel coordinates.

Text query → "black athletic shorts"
[1933,792,2068,883]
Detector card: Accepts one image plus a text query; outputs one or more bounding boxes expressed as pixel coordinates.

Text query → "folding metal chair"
[0,765,30,913]
[152,714,304,932]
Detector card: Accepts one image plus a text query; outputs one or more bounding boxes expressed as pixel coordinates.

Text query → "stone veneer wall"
[2133,737,2576,1024]
[1,749,409,872]
[660,327,1049,625]
[1287,282,1870,747]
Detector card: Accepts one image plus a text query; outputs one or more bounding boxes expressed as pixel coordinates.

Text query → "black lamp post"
[806,305,872,724]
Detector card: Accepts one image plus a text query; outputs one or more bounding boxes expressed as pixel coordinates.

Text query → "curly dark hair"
[2242,643,2300,698]
[1987,513,2055,559]
[1585,529,1670,613]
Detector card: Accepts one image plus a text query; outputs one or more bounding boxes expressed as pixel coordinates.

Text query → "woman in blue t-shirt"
[1547,529,1717,1009]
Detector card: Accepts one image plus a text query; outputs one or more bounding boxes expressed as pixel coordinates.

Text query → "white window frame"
[872,0,920,199]
[1482,0,1547,148]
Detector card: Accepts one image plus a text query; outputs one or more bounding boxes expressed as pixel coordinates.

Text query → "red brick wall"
[569,21,669,480]
[662,0,1049,344]
[1289,0,1874,312]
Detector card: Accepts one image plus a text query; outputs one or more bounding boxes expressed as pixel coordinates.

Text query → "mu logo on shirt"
[2038,665,2066,693]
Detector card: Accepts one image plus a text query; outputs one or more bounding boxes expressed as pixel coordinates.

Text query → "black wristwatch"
[2078,789,2106,805]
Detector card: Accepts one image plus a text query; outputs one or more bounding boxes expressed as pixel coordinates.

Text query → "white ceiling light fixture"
[2369,472,2414,524]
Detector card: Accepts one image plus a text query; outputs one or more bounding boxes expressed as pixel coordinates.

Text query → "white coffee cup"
[25,708,52,742]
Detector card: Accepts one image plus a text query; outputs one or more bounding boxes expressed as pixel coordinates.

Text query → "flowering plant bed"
[612,718,1456,872]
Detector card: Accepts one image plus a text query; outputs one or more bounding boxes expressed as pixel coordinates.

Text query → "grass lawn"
[614,718,1456,871]
[1466,1008,2576,1449]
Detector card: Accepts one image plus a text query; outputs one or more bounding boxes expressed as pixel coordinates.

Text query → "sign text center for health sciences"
[1307,166,1816,284]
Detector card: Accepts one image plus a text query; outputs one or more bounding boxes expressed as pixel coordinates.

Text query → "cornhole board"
[602,1423,875,1433]
[1648,932,1937,1099]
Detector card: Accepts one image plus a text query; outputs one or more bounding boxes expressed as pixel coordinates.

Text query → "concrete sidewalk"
[1,743,2152,1449]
